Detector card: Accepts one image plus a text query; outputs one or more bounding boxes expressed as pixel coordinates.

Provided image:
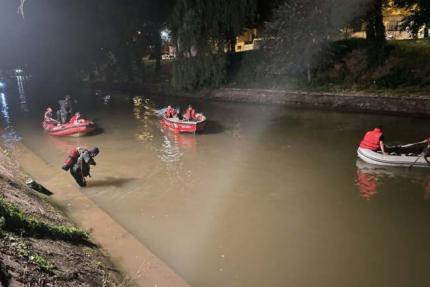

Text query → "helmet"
[88,147,99,156]
[46,107,53,112]
[65,95,71,100]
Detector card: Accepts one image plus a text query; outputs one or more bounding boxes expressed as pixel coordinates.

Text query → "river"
[2,81,430,287]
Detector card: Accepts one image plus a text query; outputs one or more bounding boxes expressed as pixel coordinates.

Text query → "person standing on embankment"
[62,147,99,187]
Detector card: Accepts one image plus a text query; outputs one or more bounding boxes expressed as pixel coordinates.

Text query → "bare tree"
[17,0,26,18]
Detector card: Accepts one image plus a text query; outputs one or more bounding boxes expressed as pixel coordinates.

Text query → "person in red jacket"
[69,112,81,124]
[164,106,177,118]
[183,105,196,121]
[62,146,99,187]
[359,127,386,154]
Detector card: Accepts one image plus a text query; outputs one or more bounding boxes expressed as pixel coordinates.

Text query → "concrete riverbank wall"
[190,88,430,116]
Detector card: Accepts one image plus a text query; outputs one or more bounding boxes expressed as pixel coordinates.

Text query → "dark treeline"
[0,0,428,89]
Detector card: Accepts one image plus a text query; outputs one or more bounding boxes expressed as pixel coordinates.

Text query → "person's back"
[359,128,384,152]
[62,95,73,113]
[164,106,176,118]
[183,106,196,121]
[62,147,99,187]
[57,95,73,123]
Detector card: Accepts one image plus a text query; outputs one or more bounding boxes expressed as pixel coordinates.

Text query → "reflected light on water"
[0,92,22,145]
[16,75,29,112]
[134,106,155,143]
[172,105,282,275]
[161,126,197,150]
[355,169,378,200]
[0,93,10,124]
[159,134,183,164]
[355,159,430,200]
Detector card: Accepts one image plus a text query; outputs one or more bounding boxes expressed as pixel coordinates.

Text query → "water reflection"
[16,75,29,112]
[0,92,22,146]
[0,93,11,124]
[160,125,197,149]
[46,135,79,153]
[133,104,155,143]
[355,168,378,200]
[159,133,183,164]
[355,159,430,199]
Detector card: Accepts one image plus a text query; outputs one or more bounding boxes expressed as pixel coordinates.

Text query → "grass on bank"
[0,217,51,273]
[228,38,430,93]
[0,197,89,243]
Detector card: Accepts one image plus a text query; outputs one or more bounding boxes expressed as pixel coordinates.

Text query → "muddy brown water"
[2,83,430,287]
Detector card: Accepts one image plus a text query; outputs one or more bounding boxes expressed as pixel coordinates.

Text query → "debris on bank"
[0,148,123,286]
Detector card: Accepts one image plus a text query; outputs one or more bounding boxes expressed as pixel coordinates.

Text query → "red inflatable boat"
[42,119,96,137]
[161,114,206,133]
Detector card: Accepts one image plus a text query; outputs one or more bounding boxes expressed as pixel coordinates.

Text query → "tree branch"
[17,0,26,19]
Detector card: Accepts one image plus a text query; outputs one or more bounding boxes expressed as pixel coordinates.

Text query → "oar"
[144,105,165,117]
[409,147,430,169]
[408,153,424,169]
[387,140,427,149]
[400,140,427,148]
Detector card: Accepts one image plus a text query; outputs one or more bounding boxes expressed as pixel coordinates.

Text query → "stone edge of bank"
[187,88,430,116]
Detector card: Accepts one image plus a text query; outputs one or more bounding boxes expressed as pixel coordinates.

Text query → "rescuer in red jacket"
[359,127,386,154]
[164,106,177,118]
[62,147,99,187]
[183,105,197,121]
[69,112,81,124]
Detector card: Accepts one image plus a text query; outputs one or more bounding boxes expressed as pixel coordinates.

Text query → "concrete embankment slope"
[13,143,190,287]
[193,88,430,115]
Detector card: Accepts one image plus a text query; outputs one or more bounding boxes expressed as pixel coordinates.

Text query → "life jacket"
[184,108,196,120]
[359,128,383,151]
[63,147,83,170]
[69,114,80,124]
[164,107,176,118]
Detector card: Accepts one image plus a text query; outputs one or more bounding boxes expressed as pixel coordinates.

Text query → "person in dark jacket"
[57,95,74,124]
[62,147,99,187]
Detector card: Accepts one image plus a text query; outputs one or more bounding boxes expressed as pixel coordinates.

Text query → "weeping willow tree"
[169,0,256,90]
[261,0,367,83]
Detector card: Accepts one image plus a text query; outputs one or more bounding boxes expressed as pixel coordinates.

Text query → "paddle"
[143,105,164,116]
[408,154,424,169]
[409,146,430,169]
[386,139,427,149]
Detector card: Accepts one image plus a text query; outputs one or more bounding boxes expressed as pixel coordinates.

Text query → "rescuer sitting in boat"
[359,127,386,154]
[164,105,177,118]
[43,107,60,125]
[183,105,197,121]
[69,112,81,124]
[57,95,74,124]
[62,146,99,187]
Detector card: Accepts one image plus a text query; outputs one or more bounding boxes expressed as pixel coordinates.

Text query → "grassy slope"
[0,148,122,286]
[228,38,430,94]
[312,38,430,92]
